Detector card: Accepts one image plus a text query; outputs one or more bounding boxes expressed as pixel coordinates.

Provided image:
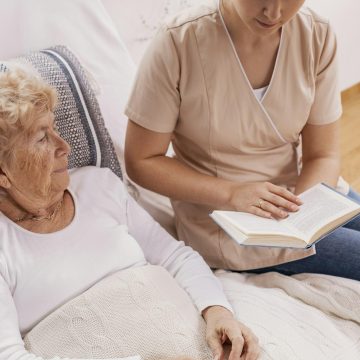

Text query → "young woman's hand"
[203,306,260,360]
[228,181,303,219]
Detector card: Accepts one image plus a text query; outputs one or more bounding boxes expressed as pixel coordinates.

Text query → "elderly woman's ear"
[0,168,10,190]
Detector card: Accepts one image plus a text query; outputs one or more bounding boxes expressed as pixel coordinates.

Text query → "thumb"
[207,333,224,360]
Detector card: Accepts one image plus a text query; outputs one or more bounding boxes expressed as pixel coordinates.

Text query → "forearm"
[295,156,341,194]
[127,154,302,218]
[125,121,302,216]
[202,305,233,322]
[127,195,233,314]
[126,155,234,210]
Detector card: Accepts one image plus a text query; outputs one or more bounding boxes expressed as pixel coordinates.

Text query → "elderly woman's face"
[227,0,305,34]
[1,111,70,208]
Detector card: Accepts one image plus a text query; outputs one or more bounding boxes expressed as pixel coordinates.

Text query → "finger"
[258,200,289,219]
[227,335,245,360]
[240,326,260,360]
[206,333,224,360]
[264,193,300,213]
[250,205,272,219]
[242,341,261,360]
[268,183,303,205]
[224,327,245,360]
[264,190,301,212]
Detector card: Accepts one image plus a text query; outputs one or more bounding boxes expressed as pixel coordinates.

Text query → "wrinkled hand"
[228,181,302,219]
[203,306,260,360]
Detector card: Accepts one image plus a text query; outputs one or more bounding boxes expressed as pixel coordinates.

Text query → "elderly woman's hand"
[202,306,260,360]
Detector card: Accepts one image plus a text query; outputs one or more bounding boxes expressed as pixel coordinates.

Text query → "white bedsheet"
[216,270,360,359]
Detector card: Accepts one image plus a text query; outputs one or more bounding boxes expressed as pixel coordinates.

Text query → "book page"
[214,211,297,236]
[284,184,358,240]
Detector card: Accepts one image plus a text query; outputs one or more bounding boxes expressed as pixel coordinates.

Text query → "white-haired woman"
[0,69,259,360]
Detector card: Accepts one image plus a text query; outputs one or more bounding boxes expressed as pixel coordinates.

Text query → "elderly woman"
[0,69,259,360]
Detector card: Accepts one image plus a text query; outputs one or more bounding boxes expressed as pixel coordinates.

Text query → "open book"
[210,183,360,249]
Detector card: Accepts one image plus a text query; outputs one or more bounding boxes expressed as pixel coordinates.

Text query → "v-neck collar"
[217,0,286,105]
[217,0,287,144]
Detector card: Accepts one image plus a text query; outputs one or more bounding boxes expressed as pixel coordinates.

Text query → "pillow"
[24,265,213,360]
[1,46,122,178]
[0,0,136,158]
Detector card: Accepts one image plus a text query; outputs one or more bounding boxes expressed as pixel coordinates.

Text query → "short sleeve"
[125,26,180,133]
[307,23,342,125]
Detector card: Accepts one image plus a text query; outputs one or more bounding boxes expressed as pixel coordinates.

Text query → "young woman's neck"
[220,0,281,47]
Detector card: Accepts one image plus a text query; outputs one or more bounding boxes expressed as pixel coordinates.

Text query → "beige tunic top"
[125,1,342,270]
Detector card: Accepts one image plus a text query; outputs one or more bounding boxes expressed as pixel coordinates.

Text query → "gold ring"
[257,199,264,209]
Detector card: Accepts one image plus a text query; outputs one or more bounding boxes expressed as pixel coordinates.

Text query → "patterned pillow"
[0,46,122,179]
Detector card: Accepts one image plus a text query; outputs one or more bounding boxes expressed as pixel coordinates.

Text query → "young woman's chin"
[252,19,282,35]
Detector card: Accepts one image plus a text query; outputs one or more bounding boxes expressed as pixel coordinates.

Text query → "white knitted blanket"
[25,266,360,360]
[24,265,213,360]
[216,270,360,360]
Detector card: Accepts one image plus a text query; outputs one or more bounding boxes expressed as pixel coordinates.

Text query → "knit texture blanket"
[216,270,360,360]
[24,266,360,360]
[24,265,212,360]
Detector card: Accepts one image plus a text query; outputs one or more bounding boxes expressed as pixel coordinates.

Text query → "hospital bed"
[1,1,359,359]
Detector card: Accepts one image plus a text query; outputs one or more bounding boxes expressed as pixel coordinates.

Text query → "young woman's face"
[226,0,305,35]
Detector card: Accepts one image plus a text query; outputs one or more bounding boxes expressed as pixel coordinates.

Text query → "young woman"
[124,0,360,278]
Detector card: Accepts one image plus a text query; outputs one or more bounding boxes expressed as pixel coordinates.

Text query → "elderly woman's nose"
[263,0,282,21]
[54,134,70,156]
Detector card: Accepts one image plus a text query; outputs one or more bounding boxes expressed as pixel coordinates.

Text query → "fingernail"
[291,205,298,211]
[281,211,288,217]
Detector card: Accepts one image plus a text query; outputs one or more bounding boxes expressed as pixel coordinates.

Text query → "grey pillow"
[1,46,122,179]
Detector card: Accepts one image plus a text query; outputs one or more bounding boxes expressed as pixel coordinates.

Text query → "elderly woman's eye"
[38,134,47,143]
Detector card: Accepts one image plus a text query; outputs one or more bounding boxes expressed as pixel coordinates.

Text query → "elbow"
[124,146,156,188]
[124,152,143,186]
[303,153,341,175]
[303,149,340,165]
[124,119,172,186]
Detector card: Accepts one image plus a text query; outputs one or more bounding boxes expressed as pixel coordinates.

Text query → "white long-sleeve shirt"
[0,166,232,360]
